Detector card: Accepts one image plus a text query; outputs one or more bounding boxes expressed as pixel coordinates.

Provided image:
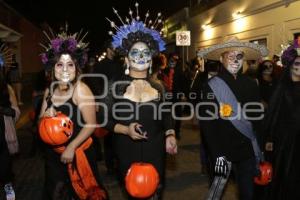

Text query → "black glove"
[0,107,16,117]
[215,156,229,177]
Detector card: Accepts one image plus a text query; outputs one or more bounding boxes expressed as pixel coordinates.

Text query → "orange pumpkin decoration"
[125,162,159,198]
[94,127,108,138]
[254,161,273,185]
[39,112,73,146]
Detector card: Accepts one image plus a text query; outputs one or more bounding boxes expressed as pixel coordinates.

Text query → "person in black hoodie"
[197,36,268,200]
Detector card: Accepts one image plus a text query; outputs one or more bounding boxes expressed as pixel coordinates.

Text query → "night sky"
[4,0,189,55]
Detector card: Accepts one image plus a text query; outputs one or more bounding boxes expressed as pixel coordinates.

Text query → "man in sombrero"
[197,36,268,200]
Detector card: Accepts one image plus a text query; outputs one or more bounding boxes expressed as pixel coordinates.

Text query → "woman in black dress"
[104,6,177,199]
[264,39,300,199]
[39,31,107,199]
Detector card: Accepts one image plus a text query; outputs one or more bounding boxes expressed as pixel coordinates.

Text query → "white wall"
[187,0,300,58]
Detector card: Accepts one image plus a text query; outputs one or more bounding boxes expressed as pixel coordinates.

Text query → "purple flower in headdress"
[51,38,63,53]
[67,38,77,52]
[40,53,48,64]
[281,40,299,66]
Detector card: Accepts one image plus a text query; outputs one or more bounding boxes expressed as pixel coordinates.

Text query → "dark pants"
[232,157,256,200]
[174,104,182,140]
[104,133,116,173]
[0,116,13,184]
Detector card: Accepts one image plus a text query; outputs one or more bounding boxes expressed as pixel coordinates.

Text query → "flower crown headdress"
[0,43,13,69]
[281,38,300,67]
[40,25,89,70]
[106,2,166,56]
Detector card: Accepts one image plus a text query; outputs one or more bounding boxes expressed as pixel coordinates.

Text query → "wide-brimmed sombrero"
[197,36,269,61]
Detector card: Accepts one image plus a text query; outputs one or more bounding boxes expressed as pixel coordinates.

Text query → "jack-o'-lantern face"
[39,112,73,146]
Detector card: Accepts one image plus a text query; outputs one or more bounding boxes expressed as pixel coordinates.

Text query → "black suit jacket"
[198,70,263,162]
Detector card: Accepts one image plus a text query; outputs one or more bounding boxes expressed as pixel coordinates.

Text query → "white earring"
[125,64,130,75]
[149,61,152,74]
[149,65,152,74]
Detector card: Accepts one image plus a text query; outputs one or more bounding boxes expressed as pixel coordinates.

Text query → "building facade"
[0,2,44,101]
[165,0,300,61]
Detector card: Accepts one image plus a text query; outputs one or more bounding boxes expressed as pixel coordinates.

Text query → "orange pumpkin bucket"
[125,162,159,198]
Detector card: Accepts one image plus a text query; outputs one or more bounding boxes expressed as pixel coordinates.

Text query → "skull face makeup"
[262,61,274,75]
[168,59,177,68]
[54,54,76,83]
[128,42,152,71]
[222,51,244,75]
[291,57,300,78]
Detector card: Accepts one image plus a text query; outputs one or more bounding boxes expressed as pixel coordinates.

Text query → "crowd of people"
[1,4,300,200]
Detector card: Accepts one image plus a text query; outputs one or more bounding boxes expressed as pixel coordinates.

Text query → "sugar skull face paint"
[262,61,273,75]
[128,42,152,71]
[54,54,76,83]
[292,57,300,77]
[222,51,244,75]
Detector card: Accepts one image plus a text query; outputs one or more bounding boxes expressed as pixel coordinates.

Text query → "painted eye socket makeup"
[227,53,244,61]
[263,64,273,68]
[293,61,300,67]
[55,62,75,70]
[56,63,63,68]
[129,49,151,59]
[55,54,75,70]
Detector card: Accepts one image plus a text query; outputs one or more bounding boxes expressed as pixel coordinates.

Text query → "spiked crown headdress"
[106,2,166,56]
[40,25,89,69]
